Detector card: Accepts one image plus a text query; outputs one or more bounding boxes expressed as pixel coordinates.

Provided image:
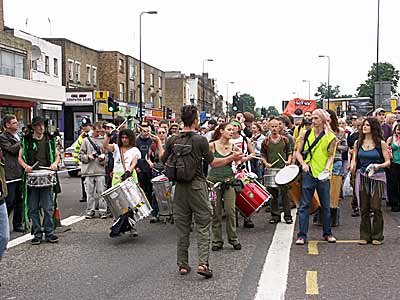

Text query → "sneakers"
[85,211,95,219]
[351,209,360,217]
[211,244,223,251]
[323,235,337,243]
[233,243,242,250]
[372,240,384,245]
[31,237,42,245]
[295,237,305,245]
[46,235,59,243]
[150,216,158,223]
[99,213,108,219]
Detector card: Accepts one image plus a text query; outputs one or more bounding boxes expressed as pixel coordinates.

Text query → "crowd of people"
[1,103,400,279]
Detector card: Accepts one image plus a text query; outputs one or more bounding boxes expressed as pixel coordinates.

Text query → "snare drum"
[27,170,57,188]
[102,178,152,223]
[235,172,272,217]
[275,165,320,214]
[151,175,173,216]
[263,168,281,188]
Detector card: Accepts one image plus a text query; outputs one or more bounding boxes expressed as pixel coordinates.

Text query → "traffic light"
[261,107,267,117]
[166,107,172,119]
[232,95,238,112]
[107,97,119,113]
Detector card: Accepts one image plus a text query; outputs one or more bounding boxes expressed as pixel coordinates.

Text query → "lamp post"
[226,81,234,117]
[139,10,157,122]
[302,79,311,100]
[318,55,331,109]
[202,58,213,112]
[375,0,381,110]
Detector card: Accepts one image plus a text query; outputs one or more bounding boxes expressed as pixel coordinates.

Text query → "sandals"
[179,265,191,275]
[197,264,213,279]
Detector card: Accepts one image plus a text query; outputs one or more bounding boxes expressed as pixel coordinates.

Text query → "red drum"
[235,172,272,217]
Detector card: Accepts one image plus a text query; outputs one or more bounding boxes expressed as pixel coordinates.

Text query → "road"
[2,174,400,299]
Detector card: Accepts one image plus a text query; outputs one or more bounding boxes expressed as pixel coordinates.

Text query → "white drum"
[151,175,173,216]
[274,165,300,186]
[102,178,152,223]
[27,170,57,188]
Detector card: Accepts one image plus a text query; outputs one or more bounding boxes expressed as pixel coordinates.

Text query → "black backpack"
[165,133,197,183]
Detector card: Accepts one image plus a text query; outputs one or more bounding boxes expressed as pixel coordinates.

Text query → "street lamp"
[202,58,213,112]
[139,10,158,122]
[226,81,234,116]
[318,55,331,109]
[302,79,311,100]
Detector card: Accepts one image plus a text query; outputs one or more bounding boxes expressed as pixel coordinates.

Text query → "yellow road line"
[306,271,319,295]
[308,241,319,255]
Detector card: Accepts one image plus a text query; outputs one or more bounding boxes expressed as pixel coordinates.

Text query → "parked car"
[64,140,80,177]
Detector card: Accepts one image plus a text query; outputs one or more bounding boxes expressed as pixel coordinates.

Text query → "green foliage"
[357,62,400,98]
[265,106,279,117]
[314,83,341,99]
[239,93,256,114]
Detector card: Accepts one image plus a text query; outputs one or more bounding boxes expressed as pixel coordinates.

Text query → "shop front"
[0,99,33,131]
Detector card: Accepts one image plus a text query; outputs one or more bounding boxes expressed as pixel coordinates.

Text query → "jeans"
[29,187,54,239]
[0,202,9,258]
[84,176,107,213]
[298,172,332,240]
[5,181,23,229]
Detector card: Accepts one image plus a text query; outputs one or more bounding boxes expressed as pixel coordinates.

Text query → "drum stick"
[31,161,39,169]
[278,153,286,164]
[38,166,52,170]
[270,159,280,167]
[116,116,134,131]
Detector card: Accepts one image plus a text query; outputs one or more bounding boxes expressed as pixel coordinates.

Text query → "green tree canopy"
[265,106,279,117]
[357,62,399,98]
[239,93,256,114]
[314,82,341,99]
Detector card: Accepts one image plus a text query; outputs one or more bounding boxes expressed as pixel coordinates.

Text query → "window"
[75,62,81,82]
[150,94,155,104]
[150,73,154,87]
[158,96,162,109]
[119,82,124,100]
[32,60,37,71]
[130,84,135,103]
[92,67,97,86]
[119,59,124,73]
[68,60,74,80]
[45,56,49,74]
[129,63,135,80]
[53,58,58,76]
[86,65,91,85]
[159,75,162,89]
[0,50,26,79]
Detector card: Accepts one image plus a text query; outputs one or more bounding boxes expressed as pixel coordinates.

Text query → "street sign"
[95,91,109,100]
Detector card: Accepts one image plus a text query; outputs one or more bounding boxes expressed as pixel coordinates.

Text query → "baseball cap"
[104,123,116,129]
[31,116,45,126]
[375,108,385,115]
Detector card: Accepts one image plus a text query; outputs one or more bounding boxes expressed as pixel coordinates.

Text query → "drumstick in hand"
[38,166,52,170]
[278,153,286,164]
[270,159,280,167]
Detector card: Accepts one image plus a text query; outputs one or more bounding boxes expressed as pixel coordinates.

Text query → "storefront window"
[0,106,30,132]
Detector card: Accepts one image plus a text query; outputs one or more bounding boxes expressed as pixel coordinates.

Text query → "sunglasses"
[158,131,166,134]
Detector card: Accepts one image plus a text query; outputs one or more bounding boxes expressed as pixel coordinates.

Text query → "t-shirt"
[35,136,50,167]
[162,131,214,181]
[136,136,153,173]
[260,136,293,169]
[112,144,141,174]
[381,123,392,141]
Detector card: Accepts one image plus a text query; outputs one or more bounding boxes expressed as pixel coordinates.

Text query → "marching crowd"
[1,103,400,279]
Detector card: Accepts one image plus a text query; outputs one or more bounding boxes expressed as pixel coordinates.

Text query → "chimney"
[0,0,4,31]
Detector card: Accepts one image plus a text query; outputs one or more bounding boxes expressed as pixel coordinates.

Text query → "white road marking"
[7,215,85,249]
[254,210,297,300]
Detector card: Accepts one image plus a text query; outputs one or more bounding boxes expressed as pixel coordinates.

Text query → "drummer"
[208,123,242,251]
[260,118,293,224]
[294,109,337,245]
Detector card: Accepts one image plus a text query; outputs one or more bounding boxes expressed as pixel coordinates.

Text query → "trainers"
[46,235,59,243]
[150,216,158,223]
[211,245,223,251]
[296,237,305,245]
[233,243,242,250]
[31,237,42,245]
[323,235,337,243]
[351,209,360,217]
[85,211,95,219]
[99,213,108,219]
[372,240,384,245]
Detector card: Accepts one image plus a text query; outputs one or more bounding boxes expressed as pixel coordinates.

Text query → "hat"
[351,115,358,120]
[375,108,385,115]
[81,117,91,126]
[104,123,116,129]
[31,116,45,126]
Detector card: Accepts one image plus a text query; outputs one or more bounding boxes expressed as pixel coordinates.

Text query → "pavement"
[2,175,400,300]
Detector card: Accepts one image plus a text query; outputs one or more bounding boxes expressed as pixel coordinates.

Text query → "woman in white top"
[103,128,141,186]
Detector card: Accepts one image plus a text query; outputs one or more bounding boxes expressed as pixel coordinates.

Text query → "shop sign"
[152,110,163,117]
[95,91,109,100]
[40,104,62,111]
[98,103,112,115]
[66,92,93,106]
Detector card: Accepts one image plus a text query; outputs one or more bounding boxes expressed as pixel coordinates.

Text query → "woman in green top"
[208,123,242,251]
[387,123,400,211]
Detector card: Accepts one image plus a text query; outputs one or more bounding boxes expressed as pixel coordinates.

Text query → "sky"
[3,0,399,111]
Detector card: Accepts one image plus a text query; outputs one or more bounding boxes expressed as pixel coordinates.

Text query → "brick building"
[164,71,190,120]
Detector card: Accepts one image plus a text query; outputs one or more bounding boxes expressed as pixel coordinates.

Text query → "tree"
[314,82,341,99]
[265,106,279,117]
[357,62,399,98]
[238,93,256,114]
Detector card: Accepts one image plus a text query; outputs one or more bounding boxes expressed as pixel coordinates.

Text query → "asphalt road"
[2,176,400,300]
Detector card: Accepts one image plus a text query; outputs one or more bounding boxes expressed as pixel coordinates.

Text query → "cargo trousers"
[174,180,212,268]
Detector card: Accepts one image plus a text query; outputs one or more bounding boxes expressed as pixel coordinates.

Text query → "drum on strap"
[102,178,152,224]
[151,174,173,217]
[263,168,281,188]
[275,165,320,214]
[235,172,272,217]
[330,175,342,208]
[27,170,57,188]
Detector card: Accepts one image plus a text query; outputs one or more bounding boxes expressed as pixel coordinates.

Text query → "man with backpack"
[261,118,293,224]
[161,105,242,279]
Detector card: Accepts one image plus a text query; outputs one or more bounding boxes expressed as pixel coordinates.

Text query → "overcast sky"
[3,0,398,111]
